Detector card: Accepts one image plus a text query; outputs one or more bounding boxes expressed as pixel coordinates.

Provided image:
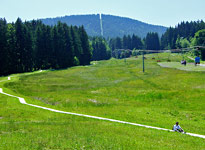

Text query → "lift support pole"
[142,51,145,72]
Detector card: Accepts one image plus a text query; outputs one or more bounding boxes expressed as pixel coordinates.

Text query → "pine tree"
[35,26,43,69]
[20,23,34,72]
[127,35,132,49]
[70,26,83,65]
[35,24,53,69]
[0,18,92,75]
[115,37,122,49]
[131,34,143,49]
[145,32,160,50]
[15,18,25,73]
[62,23,74,67]
[7,23,17,74]
[91,37,110,61]
[109,39,115,51]
[79,26,91,65]
[56,22,67,68]
[123,35,128,49]
[161,20,205,49]
[51,26,59,68]
[0,18,8,75]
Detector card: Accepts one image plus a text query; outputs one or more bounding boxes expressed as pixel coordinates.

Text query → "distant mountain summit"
[41,14,167,38]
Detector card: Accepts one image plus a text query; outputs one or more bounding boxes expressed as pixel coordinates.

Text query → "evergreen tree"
[7,23,17,74]
[22,25,33,72]
[131,34,143,49]
[109,38,116,51]
[91,37,110,61]
[62,23,74,67]
[35,24,54,69]
[145,32,160,50]
[161,20,205,49]
[115,37,122,49]
[0,18,8,75]
[123,35,128,49]
[127,35,132,49]
[15,18,25,73]
[79,26,92,65]
[44,25,53,69]
[70,26,83,65]
[0,18,92,75]
[56,22,67,68]
[109,34,144,51]
[35,25,44,69]
[51,26,59,68]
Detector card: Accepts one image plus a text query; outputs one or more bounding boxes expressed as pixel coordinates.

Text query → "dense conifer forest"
[161,20,205,49]
[108,21,205,53]
[0,17,204,76]
[0,18,91,76]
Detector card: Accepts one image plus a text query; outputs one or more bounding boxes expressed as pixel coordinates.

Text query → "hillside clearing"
[0,54,205,149]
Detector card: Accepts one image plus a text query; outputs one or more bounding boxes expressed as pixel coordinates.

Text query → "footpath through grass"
[158,62,205,72]
[0,53,205,149]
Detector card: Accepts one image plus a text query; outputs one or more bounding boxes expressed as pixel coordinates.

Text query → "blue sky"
[1,0,204,27]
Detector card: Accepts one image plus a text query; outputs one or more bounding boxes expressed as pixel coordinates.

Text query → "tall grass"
[0,53,205,149]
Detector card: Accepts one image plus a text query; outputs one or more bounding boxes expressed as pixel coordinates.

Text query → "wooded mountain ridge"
[41,14,167,38]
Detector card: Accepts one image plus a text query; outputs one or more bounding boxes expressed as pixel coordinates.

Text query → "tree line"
[91,37,111,61]
[107,21,205,52]
[1,18,204,76]
[108,33,160,51]
[0,18,91,76]
[161,20,205,49]
[109,34,143,50]
[93,20,205,59]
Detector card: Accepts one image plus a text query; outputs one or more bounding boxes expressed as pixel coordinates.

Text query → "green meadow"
[0,53,205,149]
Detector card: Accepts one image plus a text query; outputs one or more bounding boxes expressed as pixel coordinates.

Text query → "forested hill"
[41,14,167,38]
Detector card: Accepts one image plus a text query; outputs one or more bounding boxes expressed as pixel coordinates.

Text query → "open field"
[0,53,205,149]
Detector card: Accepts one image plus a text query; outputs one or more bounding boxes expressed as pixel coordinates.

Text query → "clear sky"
[1,0,204,27]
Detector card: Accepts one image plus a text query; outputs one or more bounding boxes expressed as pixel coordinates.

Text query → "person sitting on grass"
[173,122,184,133]
[181,60,186,66]
[195,56,200,66]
